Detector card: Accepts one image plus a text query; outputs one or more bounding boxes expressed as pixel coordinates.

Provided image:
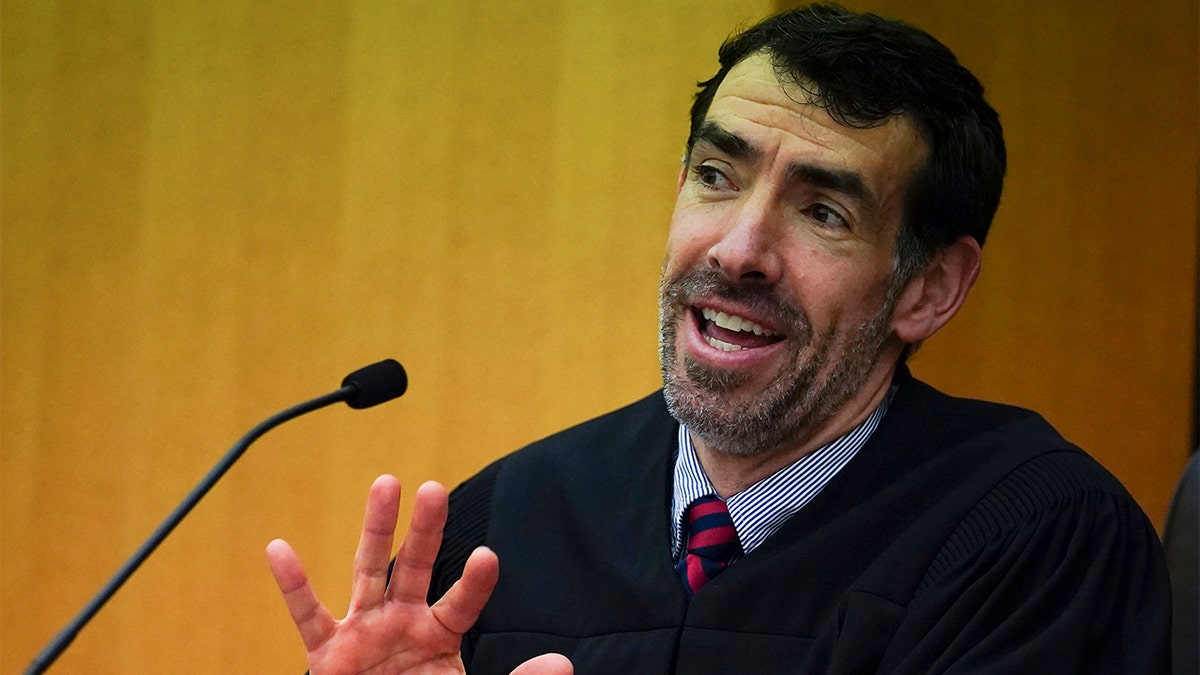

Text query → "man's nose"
[705,194,782,284]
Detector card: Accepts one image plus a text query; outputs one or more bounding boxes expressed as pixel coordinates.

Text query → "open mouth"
[693,306,786,352]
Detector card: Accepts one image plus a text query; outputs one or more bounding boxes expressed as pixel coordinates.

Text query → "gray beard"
[659,270,898,457]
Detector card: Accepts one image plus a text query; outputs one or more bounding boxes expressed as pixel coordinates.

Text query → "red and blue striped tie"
[677,495,742,598]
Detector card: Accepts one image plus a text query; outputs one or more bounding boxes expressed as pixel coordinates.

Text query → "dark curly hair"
[688,4,1006,284]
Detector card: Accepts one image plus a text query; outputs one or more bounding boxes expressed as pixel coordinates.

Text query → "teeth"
[704,336,743,352]
[701,307,778,336]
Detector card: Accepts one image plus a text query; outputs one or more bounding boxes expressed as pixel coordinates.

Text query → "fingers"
[386,480,449,604]
[349,474,402,611]
[510,653,574,675]
[266,538,337,652]
[431,546,500,635]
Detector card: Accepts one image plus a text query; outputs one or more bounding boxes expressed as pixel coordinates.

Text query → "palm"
[267,477,498,675]
[303,597,466,674]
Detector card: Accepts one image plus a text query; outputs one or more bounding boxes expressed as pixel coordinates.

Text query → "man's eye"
[806,203,849,229]
[692,165,734,191]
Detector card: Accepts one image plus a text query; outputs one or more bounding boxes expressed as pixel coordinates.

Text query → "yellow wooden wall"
[0,1,774,672]
[2,0,1196,672]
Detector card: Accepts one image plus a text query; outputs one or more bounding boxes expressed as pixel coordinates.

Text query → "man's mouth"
[695,306,786,352]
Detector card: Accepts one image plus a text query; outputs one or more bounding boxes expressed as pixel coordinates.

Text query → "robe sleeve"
[881,451,1172,674]
[428,458,504,669]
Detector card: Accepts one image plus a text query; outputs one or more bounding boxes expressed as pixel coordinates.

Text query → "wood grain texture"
[1,1,770,671]
[3,0,1195,671]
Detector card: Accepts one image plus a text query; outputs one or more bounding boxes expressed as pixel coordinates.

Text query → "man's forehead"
[715,52,800,103]
[701,52,928,186]
[710,54,921,147]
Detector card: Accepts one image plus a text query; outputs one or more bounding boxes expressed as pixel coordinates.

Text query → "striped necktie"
[676,495,742,598]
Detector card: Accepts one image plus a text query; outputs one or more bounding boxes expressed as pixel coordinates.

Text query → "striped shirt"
[671,393,893,558]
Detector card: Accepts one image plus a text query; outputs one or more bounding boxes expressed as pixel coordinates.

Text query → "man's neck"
[693,365,899,498]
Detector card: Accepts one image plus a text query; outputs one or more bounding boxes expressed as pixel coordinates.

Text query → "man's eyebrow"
[693,121,876,208]
[787,164,874,207]
[692,122,759,161]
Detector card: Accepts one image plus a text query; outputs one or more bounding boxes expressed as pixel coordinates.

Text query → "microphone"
[342,358,407,408]
[25,359,408,675]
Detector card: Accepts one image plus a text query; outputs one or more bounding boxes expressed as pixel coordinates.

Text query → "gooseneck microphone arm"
[26,359,408,675]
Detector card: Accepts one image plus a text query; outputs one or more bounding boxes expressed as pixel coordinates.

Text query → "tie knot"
[685,496,740,557]
[678,496,741,597]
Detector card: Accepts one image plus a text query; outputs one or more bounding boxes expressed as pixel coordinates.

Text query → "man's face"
[660,52,928,458]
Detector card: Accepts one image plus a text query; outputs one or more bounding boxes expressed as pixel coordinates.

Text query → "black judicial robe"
[429,372,1171,674]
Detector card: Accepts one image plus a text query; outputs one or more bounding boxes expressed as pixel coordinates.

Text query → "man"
[267,5,1171,674]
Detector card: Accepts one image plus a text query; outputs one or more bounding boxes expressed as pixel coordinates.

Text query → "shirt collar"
[671,389,893,557]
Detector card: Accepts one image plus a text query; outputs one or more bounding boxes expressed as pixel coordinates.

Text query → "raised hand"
[268,475,573,675]
[267,476,492,674]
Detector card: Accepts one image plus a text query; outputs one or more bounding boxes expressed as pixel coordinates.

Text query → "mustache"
[660,269,810,337]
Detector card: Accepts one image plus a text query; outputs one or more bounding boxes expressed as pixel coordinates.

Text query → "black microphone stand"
[26,358,406,674]
[26,387,352,675]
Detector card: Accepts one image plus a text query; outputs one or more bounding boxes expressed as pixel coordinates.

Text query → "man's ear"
[677,162,688,191]
[890,235,982,344]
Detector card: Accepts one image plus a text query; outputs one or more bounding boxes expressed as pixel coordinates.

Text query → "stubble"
[659,269,898,457]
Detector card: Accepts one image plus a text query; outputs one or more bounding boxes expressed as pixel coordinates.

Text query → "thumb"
[509,653,573,675]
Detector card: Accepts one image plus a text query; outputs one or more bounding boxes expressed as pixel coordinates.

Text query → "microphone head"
[341,359,408,409]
